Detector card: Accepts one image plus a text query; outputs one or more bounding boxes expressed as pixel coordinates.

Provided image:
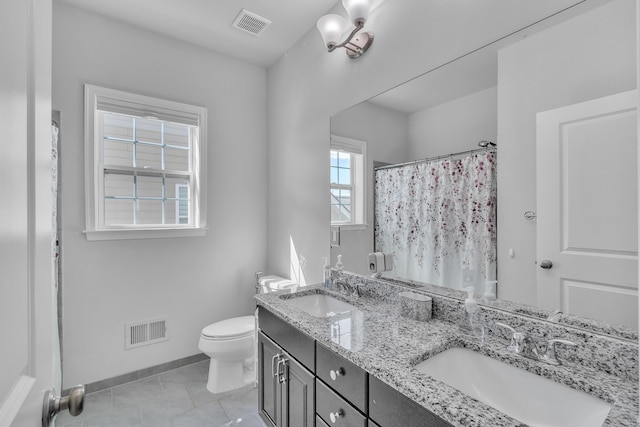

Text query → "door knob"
[330,409,344,423]
[330,367,345,381]
[42,385,85,427]
[539,260,553,269]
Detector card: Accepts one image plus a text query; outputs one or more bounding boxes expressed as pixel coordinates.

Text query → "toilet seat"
[201,315,255,340]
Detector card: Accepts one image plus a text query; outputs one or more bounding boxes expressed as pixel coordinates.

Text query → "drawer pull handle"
[329,409,344,423]
[277,357,288,384]
[329,367,345,381]
[271,354,280,378]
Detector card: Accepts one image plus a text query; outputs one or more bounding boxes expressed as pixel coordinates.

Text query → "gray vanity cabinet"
[258,331,314,427]
[258,307,315,427]
[369,376,453,427]
[258,306,452,427]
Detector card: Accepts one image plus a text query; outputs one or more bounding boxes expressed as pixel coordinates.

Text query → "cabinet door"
[258,332,282,427]
[282,355,315,427]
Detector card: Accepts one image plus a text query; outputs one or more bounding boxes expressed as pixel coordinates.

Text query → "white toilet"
[199,274,296,394]
[198,315,256,394]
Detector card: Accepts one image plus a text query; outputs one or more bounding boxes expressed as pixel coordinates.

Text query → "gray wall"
[53,3,267,387]
[408,87,498,159]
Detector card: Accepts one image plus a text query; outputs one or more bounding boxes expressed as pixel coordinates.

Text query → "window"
[84,84,207,240]
[330,135,366,228]
[175,184,189,225]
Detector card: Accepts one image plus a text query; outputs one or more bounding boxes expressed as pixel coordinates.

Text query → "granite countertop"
[255,281,639,427]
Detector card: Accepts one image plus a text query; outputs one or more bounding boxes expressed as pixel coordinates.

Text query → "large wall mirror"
[330,0,638,338]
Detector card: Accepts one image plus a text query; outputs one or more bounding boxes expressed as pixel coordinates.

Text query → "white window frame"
[175,183,189,225]
[330,135,367,230]
[84,84,207,240]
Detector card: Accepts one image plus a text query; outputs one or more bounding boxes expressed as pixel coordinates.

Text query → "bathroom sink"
[414,347,612,427]
[284,293,358,317]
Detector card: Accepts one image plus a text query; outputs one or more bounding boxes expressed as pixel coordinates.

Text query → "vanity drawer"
[258,307,315,372]
[369,376,453,427]
[316,379,367,427]
[316,342,367,412]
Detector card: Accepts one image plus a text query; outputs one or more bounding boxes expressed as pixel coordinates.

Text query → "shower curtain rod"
[374,146,496,171]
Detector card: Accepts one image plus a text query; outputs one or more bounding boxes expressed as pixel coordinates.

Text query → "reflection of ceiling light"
[316,0,374,59]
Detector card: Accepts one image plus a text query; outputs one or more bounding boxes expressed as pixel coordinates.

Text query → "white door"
[0,0,58,426]
[536,90,638,329]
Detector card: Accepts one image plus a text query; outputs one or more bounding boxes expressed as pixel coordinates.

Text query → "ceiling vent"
[232,9,271,36]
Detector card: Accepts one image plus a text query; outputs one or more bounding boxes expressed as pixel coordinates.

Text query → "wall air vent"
[232,9,271,36]
[125,318,168,349]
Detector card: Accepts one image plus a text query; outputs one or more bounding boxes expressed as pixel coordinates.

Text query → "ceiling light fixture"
[316,0,374,59]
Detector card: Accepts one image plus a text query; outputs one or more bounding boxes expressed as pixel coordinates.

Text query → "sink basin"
[284,293,358,317]
[414,347,612,427]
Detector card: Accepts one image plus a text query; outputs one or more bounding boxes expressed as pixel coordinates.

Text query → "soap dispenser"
[335,254,343,271]
[459,287,485,341]
[323,257,332,288]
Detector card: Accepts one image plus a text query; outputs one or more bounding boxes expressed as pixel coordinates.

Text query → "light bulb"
[342,0,370,25]
[316,14,349,48]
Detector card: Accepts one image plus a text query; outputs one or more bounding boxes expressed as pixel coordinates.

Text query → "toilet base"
[206,358,256,394]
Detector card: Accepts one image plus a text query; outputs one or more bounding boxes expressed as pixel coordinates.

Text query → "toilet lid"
[202,315,255,339]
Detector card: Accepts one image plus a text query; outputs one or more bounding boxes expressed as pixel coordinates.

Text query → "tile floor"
[55,360,268,427]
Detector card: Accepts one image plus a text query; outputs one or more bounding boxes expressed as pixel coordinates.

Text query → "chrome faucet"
[255,271,263,294]
[546,309,563,322]
[333,281,361,298]
[496,322,577,366]
[538,339,578,365]
[334,281,350,294]
[352,283,362,298]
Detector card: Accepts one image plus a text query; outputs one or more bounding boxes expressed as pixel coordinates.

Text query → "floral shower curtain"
[374,151,497,290]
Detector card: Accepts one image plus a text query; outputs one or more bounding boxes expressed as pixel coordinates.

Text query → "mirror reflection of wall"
[330,0,637,329]
[330,102,410,274]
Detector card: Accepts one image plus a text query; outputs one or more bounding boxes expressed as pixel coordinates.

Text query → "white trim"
[90,85,202,126]
[330,134,365,154]
[0,375,36,427]
[330,135,368,227]
[85,227,207,241]
[337,224,367,231]
[84,84,207,239]
[175,183,189,224]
